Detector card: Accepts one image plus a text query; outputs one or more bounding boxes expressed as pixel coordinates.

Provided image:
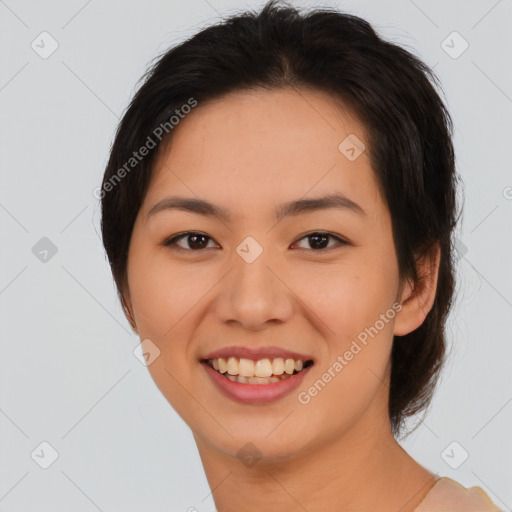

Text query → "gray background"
[1,0,511,510]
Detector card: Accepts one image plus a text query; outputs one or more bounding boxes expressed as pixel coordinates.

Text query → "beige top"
[413,477,502,511]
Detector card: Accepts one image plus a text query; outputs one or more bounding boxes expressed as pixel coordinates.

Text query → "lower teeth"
[219,371,296,384]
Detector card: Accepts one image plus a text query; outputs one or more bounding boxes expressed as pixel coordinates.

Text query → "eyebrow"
[146,193,365,222]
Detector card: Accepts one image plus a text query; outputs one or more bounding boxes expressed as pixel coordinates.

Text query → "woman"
[99,1,501,510]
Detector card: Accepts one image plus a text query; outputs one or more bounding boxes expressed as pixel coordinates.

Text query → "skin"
[122,87,441,511]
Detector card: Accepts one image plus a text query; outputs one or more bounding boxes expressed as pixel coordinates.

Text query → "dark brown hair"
[100,0,460,437]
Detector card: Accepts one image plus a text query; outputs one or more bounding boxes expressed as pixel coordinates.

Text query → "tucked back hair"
[100,0,460,437]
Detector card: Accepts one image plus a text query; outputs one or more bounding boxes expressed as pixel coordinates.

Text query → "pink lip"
[201,345,315,362]
[201,361,313,404]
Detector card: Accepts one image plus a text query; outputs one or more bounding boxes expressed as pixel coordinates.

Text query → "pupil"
[310,233,328,249]
[189,234,207,249]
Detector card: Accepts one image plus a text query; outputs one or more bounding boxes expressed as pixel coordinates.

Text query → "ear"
[121,292,138,334]
[394,242,441,337]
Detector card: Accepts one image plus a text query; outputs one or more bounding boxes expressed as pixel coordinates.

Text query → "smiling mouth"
[200,357,314,385]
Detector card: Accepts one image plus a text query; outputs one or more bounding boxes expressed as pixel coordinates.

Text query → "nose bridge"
[214,236,294,329]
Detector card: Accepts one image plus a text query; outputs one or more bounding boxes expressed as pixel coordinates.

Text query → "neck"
[193,408,437,512]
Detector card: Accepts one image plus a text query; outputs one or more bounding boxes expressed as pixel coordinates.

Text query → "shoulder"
[414,477,502,512]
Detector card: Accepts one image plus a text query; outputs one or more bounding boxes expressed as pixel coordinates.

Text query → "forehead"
[143,87,383,220]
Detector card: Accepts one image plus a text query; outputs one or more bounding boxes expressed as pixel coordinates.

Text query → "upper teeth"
[210,357,305,377]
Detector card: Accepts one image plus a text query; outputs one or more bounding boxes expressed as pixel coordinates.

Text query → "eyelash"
[163,231,349,253]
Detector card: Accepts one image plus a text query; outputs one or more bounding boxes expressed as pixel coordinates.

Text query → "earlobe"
[393,242,441,337]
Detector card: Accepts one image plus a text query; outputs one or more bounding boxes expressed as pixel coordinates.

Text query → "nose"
[214,249,294,331]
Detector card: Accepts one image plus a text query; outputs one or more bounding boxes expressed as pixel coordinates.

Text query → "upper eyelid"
[292,232,348,250]
[167,232,219,249]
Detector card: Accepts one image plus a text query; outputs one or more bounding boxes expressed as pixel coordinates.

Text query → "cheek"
[291,270,398,439]
[292,248,398,408]
[293,251,399,348]
[127,248,215,420]
[128,247,216,340]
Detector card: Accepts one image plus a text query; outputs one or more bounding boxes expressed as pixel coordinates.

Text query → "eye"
[163,230,348,253]
[292,231,348,251]
[163,231,219,252]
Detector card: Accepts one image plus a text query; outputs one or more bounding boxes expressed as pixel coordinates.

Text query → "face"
[124,87,407,461]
